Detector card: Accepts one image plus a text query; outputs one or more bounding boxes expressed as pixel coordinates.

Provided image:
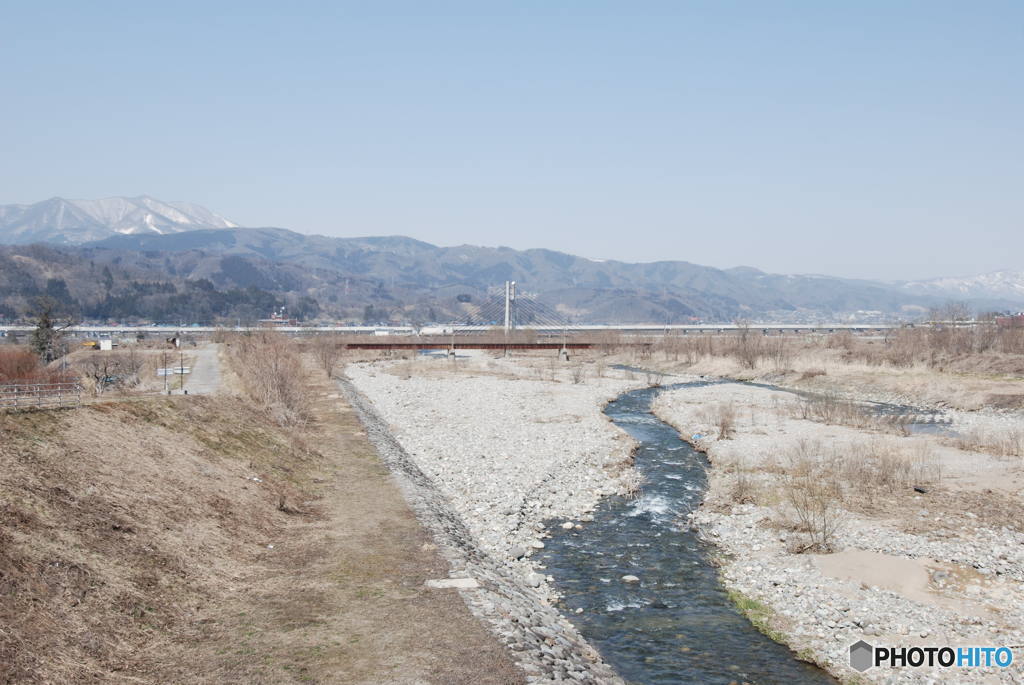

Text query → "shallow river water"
[536,382,837,684]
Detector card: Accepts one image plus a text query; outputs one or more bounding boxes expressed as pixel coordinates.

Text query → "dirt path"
[181,342,221,394]
[166,362,524,684]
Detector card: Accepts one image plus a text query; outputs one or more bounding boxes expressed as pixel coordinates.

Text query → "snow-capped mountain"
[901,270,1024,303]
[0,196,238,244]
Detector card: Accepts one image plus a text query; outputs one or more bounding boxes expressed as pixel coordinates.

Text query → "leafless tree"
[77,352,136,395]
[732,320,762,369]
[311,335,343,378]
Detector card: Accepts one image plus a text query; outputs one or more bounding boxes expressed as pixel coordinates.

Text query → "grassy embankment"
[1,331,521,684]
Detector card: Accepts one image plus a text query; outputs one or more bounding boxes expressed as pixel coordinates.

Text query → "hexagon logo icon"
[849,640,874,672]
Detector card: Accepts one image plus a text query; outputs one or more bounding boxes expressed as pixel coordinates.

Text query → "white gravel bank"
[346,355,643,587]
[653,382,1024,684]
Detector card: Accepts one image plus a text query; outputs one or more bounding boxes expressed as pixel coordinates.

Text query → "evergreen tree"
[29,297,71,364]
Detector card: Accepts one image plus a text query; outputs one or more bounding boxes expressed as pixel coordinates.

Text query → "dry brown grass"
[0,358,523,684]
[719,437,943,552]
[638,325,1024,411]
[952,426,1024,460]
[788,393,912,435]
[0,395,321,683]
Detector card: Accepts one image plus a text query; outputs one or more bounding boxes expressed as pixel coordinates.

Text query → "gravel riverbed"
[344,355,645,683]
[653,382,1024,684]
[345,353,1024,684]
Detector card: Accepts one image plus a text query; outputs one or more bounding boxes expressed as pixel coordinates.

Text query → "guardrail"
[0,382,82,411]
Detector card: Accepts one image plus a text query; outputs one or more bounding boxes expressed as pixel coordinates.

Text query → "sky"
[1,1,1021,281]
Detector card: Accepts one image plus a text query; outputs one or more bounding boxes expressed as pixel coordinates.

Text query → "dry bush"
[793,393,867,425]
[954,427,1024,459]
[997,325,1024,354]
[708,402,736,440]
[730,465,760,505]
[570,363,586,384]
[762,336,793,369]
[696,402,738,440]
[74,350,143,395]
[619,469,644,499]
[0,347,42,382]
[732,321,763,369]
[828,330,856,352]
[0,347,73,385]
[770,437,942,552]
[311,334,344,378]
[840,439,940,498]
[591,330,626,355]
[790,393,911,435]
[226,331,310,425]
[827,320,1024,371]
[781,438,939,502]
[677,334,720,365]
[783,466,845,553]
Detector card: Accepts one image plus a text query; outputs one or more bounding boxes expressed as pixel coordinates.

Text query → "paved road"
[181,343,221,395]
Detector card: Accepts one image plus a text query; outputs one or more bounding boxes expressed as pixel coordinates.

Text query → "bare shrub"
[954,427,1024,459]
[713,402,736,440]
[570,363,586,384]
[782,454,845,552]
[790,393,910,435]
[659,334,683,362]
[798,368,826,381]
[732,321,763,369]
[0,347,74,384]
[731,467,759,505]
[771,437,942,551]
[620,469,644,499]
[762,336,793,369]
[76,351,143,395]
[828,330,856,352]
[311,335,344,378]
[226,331,310,424]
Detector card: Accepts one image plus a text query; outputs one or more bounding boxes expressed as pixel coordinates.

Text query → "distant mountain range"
[0,196,1020,323]
[90,226,943,321]
[0,196,236,245]
[900,271,1024,304]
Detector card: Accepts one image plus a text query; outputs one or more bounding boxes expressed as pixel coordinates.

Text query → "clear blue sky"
[1,1,1020,280]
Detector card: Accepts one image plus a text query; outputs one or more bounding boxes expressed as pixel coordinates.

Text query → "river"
[535,382,837,684]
